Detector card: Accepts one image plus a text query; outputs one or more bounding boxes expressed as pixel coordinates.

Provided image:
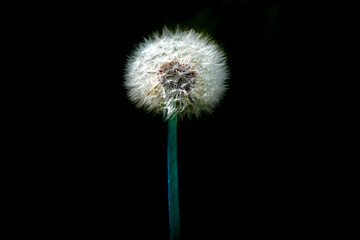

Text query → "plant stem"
[168,115,180,240]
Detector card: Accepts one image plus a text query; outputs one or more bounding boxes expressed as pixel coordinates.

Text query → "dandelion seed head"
[124,27,229,120]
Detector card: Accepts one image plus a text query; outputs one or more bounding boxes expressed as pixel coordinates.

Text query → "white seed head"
[124,27,229,120]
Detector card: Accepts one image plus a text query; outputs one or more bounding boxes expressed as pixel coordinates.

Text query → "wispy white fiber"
[124,27,229,120]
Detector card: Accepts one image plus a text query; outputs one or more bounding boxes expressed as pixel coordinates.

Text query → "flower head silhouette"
[125,27,229,119]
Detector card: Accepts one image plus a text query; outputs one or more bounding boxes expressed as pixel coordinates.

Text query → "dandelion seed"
[124,27,229,119]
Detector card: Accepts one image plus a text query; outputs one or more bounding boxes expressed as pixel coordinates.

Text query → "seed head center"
[158,61,196,91]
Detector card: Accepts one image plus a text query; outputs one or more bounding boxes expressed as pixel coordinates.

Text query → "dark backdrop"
[16,1,317,239]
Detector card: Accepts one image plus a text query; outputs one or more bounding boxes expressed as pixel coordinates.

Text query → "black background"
[14,1,325,239]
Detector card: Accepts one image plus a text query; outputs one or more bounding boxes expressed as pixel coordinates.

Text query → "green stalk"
[167,115,180,240]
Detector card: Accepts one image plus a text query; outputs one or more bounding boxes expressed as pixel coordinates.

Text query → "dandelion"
[124,27,228,120]
[124,27,229,240]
